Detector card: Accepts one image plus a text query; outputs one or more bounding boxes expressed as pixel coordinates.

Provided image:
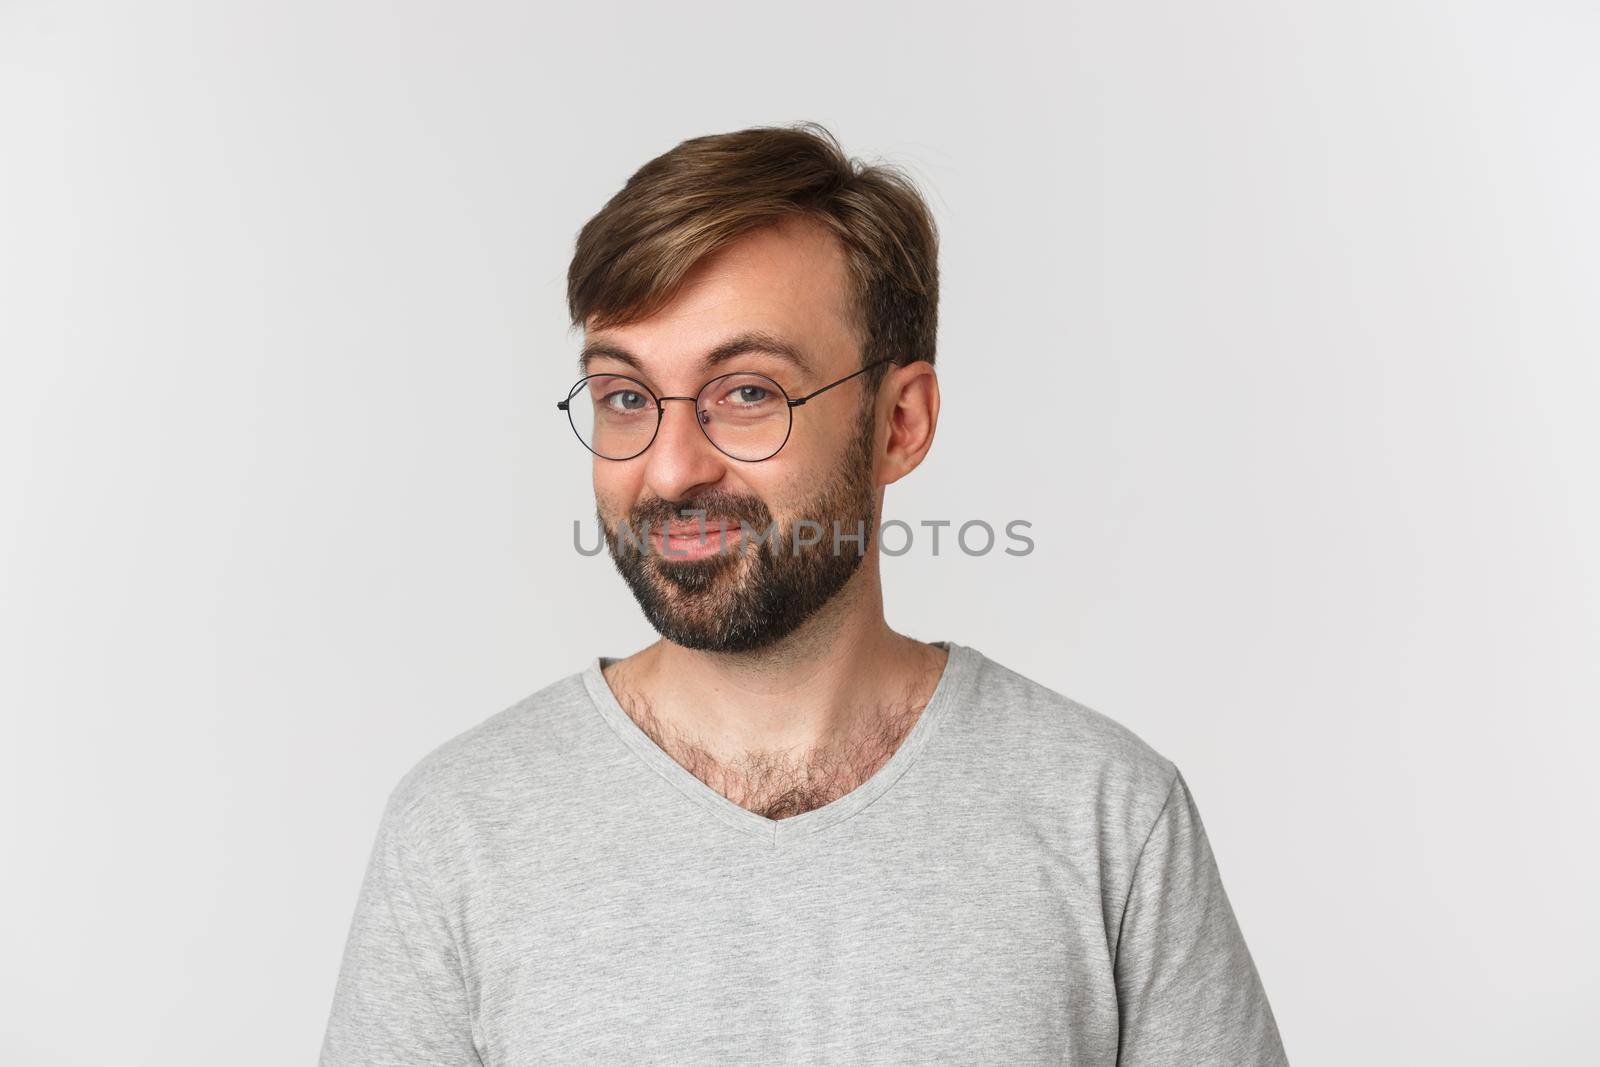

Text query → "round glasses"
[557,358,896,462]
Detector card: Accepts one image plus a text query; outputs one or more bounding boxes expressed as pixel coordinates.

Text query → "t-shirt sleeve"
[1113,767,1289,1066]
[319,789,484,1066]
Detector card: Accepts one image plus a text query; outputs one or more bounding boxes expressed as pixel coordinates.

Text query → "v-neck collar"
[581,640,980,847]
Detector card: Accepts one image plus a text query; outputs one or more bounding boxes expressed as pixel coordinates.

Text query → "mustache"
[623,489,773,531]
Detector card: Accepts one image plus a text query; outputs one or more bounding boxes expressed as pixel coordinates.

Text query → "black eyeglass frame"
[556,357,901,462]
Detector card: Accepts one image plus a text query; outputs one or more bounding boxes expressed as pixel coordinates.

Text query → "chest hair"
[610,681,935,821]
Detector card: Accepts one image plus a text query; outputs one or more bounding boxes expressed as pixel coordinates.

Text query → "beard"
[600,401,878,654]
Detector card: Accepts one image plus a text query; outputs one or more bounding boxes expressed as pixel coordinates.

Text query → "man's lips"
[648,520,743,556]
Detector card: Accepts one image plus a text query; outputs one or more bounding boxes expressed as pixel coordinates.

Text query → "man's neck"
[600,580,950,819]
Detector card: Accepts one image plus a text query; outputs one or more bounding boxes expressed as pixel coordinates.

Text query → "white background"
[3,2,1597,1063]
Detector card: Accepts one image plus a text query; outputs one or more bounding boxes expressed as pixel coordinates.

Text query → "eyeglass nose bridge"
[655,394,712,426]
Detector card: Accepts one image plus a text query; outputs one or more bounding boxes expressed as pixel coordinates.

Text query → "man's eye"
[602,390,649,412]
[733,385,771,404]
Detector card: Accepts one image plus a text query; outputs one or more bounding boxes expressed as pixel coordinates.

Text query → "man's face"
[584,218,883,653]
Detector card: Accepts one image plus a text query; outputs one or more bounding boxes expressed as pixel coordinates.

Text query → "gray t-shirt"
[320,641,1288,1065]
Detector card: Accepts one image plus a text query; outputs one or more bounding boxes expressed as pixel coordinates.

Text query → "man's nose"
[641,396,728,502]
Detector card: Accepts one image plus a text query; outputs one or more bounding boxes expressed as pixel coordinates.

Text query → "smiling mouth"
[649,521,744,560]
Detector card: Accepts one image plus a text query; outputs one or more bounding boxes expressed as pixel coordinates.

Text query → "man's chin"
[607,543,747,605]
[647,541,752,588]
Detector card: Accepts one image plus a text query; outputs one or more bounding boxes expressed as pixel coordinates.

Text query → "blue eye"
[602,390,650,412]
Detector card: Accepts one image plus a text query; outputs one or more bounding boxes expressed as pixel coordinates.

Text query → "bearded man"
[320,122,1290,1066]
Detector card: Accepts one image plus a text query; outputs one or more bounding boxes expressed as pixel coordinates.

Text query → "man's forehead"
[717,214,851,278]
[652,221,849,326]
[578,223,859,379]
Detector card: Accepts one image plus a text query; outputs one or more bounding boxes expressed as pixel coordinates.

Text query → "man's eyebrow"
[577,330,814,378]
[576,341,643,375]
[701,331,813,374]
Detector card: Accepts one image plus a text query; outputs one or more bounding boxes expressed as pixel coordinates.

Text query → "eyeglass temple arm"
[786,358,899,407]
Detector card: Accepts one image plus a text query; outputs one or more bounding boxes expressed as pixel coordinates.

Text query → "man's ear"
[878,361,939,487]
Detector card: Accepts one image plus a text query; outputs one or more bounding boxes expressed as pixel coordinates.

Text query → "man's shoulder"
[380,666,597,831]
[963,646,1179,805]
